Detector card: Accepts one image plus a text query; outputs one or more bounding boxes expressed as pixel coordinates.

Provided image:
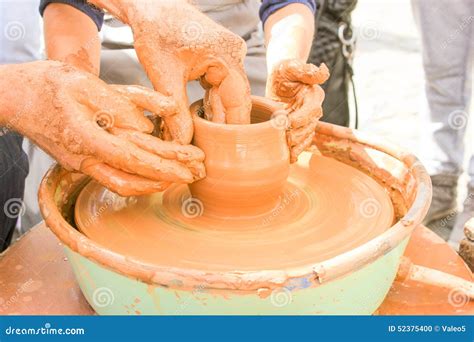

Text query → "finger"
[133,41,194,144]
[288,86,325,129]
[290,131,315,163]
[74,78,154,133]
[218,69,252,124]
[80,158,171,196]
[111,85,179,119]
[77,120,195,183]
[272,80,303,101]
[191,55,229,87]
[110,127,206,181]
[288,86,309,110]
[284,61,330,85]
[204,88,226,123]
[288,116,319,147]
[194,56,249,124]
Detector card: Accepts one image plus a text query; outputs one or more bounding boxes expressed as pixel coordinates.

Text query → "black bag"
[308,0,358,128]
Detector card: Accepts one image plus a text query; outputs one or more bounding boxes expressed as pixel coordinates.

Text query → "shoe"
[423,174,458,225]
[449,185,474,249]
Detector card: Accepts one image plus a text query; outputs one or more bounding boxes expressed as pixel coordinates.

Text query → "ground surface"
[351,0,473,240]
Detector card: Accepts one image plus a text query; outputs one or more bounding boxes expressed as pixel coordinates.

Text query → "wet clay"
[267,60,329,162]
[74,95,394,272]
[75,152,394,272]
[189,97,290,217]
[89,0,252,144]
[0,61,205,197]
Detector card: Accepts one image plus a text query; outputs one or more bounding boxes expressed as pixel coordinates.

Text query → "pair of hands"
[12,1,328,196]
[112,0,329,162]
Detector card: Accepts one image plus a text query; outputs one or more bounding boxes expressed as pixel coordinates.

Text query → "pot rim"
[38,114,432,292]
[191,95,281,131]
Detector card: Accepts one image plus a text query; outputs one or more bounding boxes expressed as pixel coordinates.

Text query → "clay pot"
[189,96,290,218]
[39,121,432,315]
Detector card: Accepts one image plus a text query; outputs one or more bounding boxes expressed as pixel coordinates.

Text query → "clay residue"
[268,59,330,163]
[0,61,205,197]
[75,154,394,273]
[90,0,252,144]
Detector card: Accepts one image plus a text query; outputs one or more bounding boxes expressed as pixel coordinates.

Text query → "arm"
[43,2,101,75]
[261,1,329,163]
[87,0,252,142]
[0,61,205,196]
[0,65,20,126]
[264,3,315,80]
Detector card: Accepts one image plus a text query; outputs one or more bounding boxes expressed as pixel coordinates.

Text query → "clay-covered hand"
[267,59,330,163]
[89,0,252,144]
[0,61,205,196]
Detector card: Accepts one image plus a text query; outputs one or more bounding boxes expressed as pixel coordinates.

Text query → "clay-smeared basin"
[38,98,431,315]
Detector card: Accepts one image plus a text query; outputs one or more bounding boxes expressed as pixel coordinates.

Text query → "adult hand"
[267,59,329,163]
[0,61,205,196]
[89,0,253,144]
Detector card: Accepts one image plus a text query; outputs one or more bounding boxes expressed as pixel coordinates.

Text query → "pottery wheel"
[75,152,394,272]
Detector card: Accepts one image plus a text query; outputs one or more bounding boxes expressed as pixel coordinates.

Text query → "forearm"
[43,3,101,75]
[0,64,24,126]
[264,3,314,75]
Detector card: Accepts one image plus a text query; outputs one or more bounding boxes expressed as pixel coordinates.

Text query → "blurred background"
[352,0,473,239]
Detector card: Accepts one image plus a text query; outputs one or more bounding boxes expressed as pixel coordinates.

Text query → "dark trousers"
[0,130,28,252]
[317,51,350,127]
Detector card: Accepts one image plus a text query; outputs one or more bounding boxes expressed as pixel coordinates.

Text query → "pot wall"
[189,97,290,217]
[66,239,408,315]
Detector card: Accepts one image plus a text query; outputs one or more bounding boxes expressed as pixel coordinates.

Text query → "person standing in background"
[0,0,44,250]
[412,0,473,247]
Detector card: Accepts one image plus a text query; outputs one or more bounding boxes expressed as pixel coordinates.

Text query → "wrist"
[0,62,46,132]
